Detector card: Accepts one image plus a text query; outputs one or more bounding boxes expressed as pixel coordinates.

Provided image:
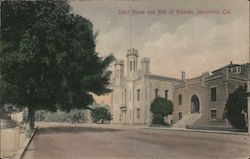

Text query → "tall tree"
[224,84,248,130]
[0,1,113,129]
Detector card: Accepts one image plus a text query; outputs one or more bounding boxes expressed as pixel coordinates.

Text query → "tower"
[141,58,150,75]
[112,60,125,124]
[127,48,138,79]
[114,60,124,85]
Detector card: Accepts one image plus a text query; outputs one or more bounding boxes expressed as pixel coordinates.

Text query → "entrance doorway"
[191,95,200,113]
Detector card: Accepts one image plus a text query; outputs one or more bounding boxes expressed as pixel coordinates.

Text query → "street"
[23,123,250,159]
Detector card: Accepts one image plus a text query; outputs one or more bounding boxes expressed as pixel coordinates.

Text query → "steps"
[173,113,201,128]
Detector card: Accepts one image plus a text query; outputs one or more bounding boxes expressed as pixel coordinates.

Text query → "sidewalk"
[144,126,249,136]
[13,127,38,159]
[37,121,249,136]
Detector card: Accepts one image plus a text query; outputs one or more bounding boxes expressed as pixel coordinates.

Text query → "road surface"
[23,123,250,159]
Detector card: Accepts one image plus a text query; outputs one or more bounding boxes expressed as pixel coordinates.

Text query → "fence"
[0,112,24,158]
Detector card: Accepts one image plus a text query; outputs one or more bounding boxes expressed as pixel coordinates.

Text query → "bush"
[150,97,174,125]
[224,84,247,130]
[35,109,85,123]
[150,98,173,117]
[91,107,112,123]
[152,114,164,125]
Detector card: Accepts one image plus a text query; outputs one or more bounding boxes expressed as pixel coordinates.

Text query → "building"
[173,62,250,128]
[111,48,249,127]
[111,48,181,125]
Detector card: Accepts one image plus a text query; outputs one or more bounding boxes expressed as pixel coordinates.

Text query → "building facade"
[111,48,181,125]
[173,62,249,128]
[111,49,249,127]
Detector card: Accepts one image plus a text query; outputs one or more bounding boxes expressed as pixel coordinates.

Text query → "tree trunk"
[28,108,35,130]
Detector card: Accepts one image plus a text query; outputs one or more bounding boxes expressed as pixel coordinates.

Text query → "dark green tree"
[0,1,113,129]
[91,107,112,123]
[224,84,247,130]
[150,97,174,125]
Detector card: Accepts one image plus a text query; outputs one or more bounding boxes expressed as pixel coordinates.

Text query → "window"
[211,87,217,101]
[211,110,216,119]
[165,90,168,100]
[178,94,182,105]
[137,108,140,119]
[233,67,236,72]
[125,89,126,102]
[137,89,140,101]
[178,112,182,120]
[155,89,159,98]
[130,61,132,71]
[133,60,136,71]
[238,66,241,73]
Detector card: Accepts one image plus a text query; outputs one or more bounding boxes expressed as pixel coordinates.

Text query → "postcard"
[0,0,249,159]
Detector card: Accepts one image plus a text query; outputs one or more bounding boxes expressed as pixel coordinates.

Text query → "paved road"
[23,124,250,159]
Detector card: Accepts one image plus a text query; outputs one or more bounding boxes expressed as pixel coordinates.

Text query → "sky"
[69,0,249,105]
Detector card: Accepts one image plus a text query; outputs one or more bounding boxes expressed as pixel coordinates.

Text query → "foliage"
[152,114,165,125]
[0,1,114,129]
[224,84,248,130]
[35,109,85,123]
[150,97,174,125]
[91,107,112,123]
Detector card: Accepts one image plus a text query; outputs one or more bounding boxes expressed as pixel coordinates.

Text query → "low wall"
[0,127,26,158]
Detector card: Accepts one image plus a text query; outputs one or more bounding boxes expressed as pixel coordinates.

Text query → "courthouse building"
[111,48,181,125]
[111,48,249,127]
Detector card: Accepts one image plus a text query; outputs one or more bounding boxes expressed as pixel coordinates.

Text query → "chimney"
[181,71,186,81]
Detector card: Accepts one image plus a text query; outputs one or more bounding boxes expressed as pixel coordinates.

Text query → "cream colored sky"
[70,0,249,105]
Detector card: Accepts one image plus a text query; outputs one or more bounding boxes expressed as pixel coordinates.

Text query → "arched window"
[130,60,132,71]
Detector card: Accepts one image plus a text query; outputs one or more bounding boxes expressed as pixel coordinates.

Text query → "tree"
[0,1,113,129]
[35,109,85,123]
[150,97,174,125]
[91,107,112,123]
[224,84,247,130]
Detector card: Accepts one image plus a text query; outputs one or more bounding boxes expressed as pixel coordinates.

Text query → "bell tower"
[141,58,150,75]
[127,48,138,79]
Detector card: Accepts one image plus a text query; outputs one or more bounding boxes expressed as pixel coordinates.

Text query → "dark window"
[137,108,140,119]
[178,94,182,105]
[165,90,168,100]
[130,61,132,71]
[211,87,217,101]
[178,112,182,120]
[211,110,216,119]
[133,60,136,71]
[137,89,140,101]
[155,89,159,98]
[233,67,236,72]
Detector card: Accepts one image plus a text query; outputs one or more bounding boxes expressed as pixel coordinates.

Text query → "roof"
[212,62,240,73]
[149,74,182,82]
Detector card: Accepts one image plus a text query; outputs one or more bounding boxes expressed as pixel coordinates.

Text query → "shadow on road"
[37,126,122,135]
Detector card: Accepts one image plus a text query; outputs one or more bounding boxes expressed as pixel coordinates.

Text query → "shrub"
[150,97,174,125]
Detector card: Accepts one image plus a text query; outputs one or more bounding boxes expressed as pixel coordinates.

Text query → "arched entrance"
[191,95,200,113]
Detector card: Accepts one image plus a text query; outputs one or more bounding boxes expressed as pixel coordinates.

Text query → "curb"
[143,127,249,136]
[14,127,38,159]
